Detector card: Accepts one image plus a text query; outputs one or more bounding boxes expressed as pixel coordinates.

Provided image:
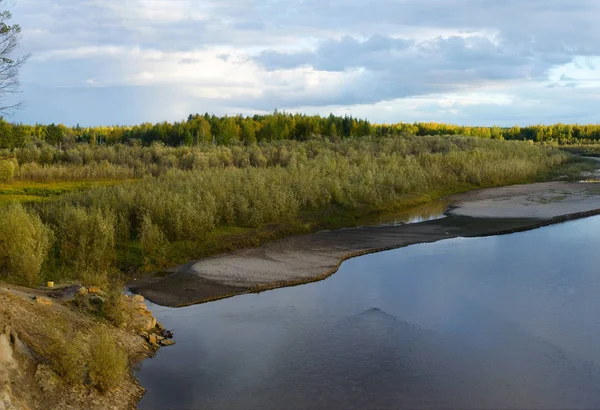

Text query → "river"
[137,215,600,409]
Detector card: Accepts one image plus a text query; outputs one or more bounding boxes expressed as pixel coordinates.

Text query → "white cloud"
[7,0,600,125]
[91,0,209,24]
[437,93,514,109]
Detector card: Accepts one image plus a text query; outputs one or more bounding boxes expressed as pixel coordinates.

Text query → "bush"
[88,330,128,393]
[47,331,86,385]
[0,204,53,285]
[0,159,14,182]
[50,206,116,284]
[42,136,569,247]
[11,135,569,283]
[140,214,170,269]
[100,280,128,328]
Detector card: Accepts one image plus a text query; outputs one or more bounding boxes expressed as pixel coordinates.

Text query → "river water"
[137,215,600,409]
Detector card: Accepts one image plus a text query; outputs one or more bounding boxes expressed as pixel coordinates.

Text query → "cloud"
[7,0,600,125]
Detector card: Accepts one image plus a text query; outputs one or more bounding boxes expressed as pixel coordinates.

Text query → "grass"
[0,179,137,204]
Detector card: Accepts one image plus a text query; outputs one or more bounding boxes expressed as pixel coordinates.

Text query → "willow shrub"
[44,206,116,284]
[10,134,563,182]
[46,136,569,246]
[140,214,170,270]
[9,135,568,283]
[0,204,53,285]
[0,159,14,182]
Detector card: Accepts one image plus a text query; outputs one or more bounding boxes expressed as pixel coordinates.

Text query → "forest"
[2,112,600,150]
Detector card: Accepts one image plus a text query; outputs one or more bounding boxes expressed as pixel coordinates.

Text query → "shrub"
[47,331,86,385]
[249,147,267,167]
[0,159,14,183]
[140,214,170,269]
[51,206,116,284]
[0,204,53,285]
[15,135,569,282]
[88,330,128,393]
[100,280,128,328]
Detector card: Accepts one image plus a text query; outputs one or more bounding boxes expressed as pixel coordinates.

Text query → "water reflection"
[369,199,449,226]
[137,216,600,409]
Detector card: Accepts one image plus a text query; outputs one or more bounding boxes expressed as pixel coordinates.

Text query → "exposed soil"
[0,283,159,410]
[132,180,600,308]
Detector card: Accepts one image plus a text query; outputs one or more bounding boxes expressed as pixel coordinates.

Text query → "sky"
[6,0,600,126]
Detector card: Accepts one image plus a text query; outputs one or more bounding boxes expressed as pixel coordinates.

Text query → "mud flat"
[132,181,600,308]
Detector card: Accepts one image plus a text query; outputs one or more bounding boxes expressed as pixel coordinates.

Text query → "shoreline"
[132,181,600,308]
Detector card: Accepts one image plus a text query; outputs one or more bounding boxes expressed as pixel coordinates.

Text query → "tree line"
[3,112,600,149]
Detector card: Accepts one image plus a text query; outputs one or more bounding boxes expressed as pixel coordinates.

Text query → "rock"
[12,338,31,361]
[34,296,52,306]
[133,303,148,312]
[122,295,147,311]
[132,295,145,303]
[88,295,106,305]
[160,339,176,347]
[3,326,29,361]
[148,334,158,346]
[0,334,14,365]
[138,308,153,318]
[35,364,59,393]
[87,287,106,296]
[162,330,174,339]
[76,286,88,297]
[131,315,156,332]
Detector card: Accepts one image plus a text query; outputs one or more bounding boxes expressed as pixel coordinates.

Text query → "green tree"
[241,121,257,145]
[44,123,65,145]
[0,118,12,148]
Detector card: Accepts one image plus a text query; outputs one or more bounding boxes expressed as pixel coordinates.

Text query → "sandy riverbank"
[132,180,600,308]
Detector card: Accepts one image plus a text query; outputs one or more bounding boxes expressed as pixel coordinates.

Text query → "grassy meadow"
[0,134,586,289]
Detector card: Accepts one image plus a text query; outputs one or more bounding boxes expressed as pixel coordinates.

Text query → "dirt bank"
[0,284,162,409]
[132,181,600,308]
